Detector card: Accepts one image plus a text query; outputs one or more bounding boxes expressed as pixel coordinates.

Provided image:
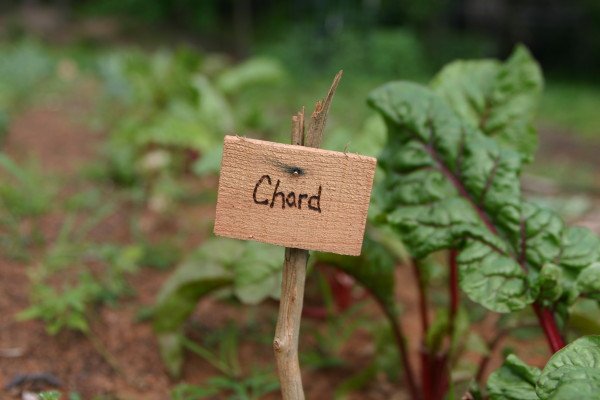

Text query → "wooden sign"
[214,135,377,256]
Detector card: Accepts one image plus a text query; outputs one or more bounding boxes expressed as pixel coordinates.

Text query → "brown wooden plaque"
[214,135,377,256]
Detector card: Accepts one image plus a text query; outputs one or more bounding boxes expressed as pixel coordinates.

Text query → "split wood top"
[214,135,377,256]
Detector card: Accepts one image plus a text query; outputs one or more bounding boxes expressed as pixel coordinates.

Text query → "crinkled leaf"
[432,45,542,161]
[547,368,600,400]
[487,354,541,400]
[555,227,600,270]
[368,82,533,311]
[431,59,498,125]
[458,239,538,312]
[518,202,563,268]
[538,263,563,305]
[368,81,599,312]
[537,335,600,400]
[576,263,600,300]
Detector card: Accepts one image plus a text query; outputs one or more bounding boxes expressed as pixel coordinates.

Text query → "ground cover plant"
[94,48,285,187]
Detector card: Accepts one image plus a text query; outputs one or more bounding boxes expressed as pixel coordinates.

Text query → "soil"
[1,96,600,400]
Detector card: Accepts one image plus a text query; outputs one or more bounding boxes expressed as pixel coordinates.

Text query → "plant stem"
[448,250,459,324]
[273,71,342,400]
[412,259,431,400]
[413,259,429,335]
[533,303,565,353]
[427,250,460,400]
[382,304,422,400]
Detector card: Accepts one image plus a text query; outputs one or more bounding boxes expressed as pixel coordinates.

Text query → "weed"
[0,153,55,259]
[172,324,279,400]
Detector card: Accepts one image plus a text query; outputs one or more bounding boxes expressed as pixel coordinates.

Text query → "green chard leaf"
[431,45,543,161]
[576,263,600,301]
[487,354,541,400]
[153,237,284,376]
[232,242,283,305]
[538,263,563,305]
[367,81,599,313]
[537,335,600,400]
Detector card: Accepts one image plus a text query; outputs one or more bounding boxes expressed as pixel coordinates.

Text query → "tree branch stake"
[273,71,342,400]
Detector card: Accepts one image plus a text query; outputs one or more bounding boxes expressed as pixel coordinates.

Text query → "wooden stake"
[273,71,342,400]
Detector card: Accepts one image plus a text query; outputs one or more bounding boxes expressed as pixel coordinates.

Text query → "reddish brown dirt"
[0,103,165,399]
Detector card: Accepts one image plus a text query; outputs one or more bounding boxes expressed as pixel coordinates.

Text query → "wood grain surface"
[214,135,376,256]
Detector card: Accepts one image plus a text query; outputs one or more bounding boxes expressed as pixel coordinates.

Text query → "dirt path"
[0,103,175,399]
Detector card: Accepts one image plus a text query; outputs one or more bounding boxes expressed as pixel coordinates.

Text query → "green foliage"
[260,26,428,80]
[575,263,600,301]
[366,46,600,399]
[367,64,599,313]
[487,336,600,400]
[38,391,62,400]
[170,323,279,400]
[216,57,287,95]
[18,209,143,335]
[95,48,285,186]
[153,237,283,377]
[0,40,55,111]
[138,239,182,270]
[0,110,9,144]
[17,272,103,334]
[181,324,242,377]
[300,293,370,371]
[172,369,279,400]
[431,45,543,161]
[0,153,55,259]
[0,153,54,218]
[487,354,541,400]
[537,335,600,399]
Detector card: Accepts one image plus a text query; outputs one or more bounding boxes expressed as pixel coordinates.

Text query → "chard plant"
[360,45,600,399]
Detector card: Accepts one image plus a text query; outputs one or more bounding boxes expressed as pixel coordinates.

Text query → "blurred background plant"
[1,1,600,399]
